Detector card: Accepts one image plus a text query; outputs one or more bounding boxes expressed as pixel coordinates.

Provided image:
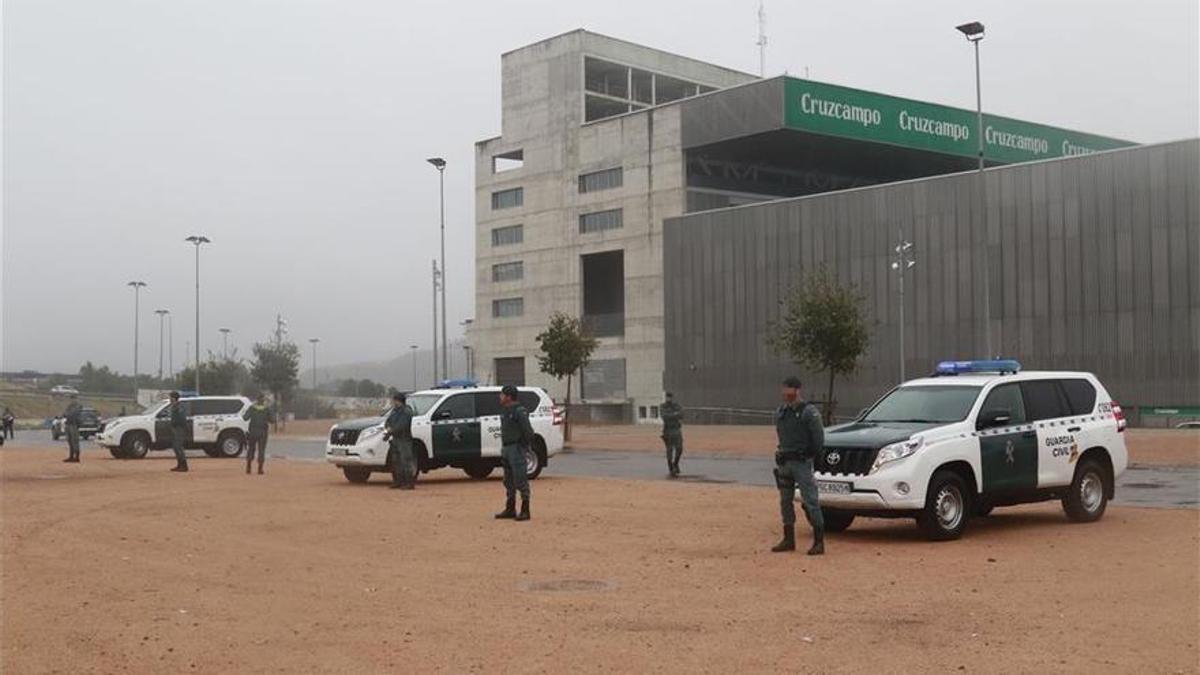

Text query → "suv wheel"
[463,462,495,480]
[342,466,372,484]
[524,443,546,480]
[821,509,855,533]
[1063,459,1109,523]
[109,446,126,459]
[121,431,151,459]
[917,470,971,541]
[217,431,245,458]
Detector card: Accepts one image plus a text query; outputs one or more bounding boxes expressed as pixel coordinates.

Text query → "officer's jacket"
[775,401,824,457]
[661,401,684,433]
[63,402,82,426]
[169,403,188,429]
[385,405,414,442]
[500,404,535,447]
[243,404,274,438]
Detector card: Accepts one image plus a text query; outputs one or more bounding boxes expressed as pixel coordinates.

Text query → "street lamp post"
[154,309,169,381]
[956,20,993,358]
[427,157,448,382]
[309,338,320,418]
[167,313,174,382]
[185,235,211,392]
[409,344,418,391]
[219,328,231,360]
[891,230,916,382]
[431,259,440,383]
[128,281,147,398]
[460,318,474,380]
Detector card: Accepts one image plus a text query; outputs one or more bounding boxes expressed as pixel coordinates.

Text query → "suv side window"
[980,384,1027,426]
[434,394,476,420]
[189,400,218,416]
[1060,379,1097,415]
[474,392,504,417]
[1019,380,1070,421]
[517,391,540,411]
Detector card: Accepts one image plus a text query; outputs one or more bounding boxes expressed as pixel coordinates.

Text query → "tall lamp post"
[154,309,169,381]
[460,318,474,380]
[427,157,448,382]
[431,259,440,383]
[219,328,232,360]
[167,312,174,382]
[955,20,993,357]
[891,231,916,382]
[308,338,320,418]
[128,281,147,398]
[409,344,419,391]
[185,235,211,392]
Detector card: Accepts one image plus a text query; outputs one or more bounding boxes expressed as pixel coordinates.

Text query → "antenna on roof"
[757,0,768,77]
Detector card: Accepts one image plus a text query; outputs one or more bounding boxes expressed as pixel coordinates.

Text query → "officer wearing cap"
[61,394,83,463]
[242,393,274,475]
[168,391,189,472]
[771,376,825,555]
[384,392,416,489]
[660,392,684,477]
[494,385,534,521]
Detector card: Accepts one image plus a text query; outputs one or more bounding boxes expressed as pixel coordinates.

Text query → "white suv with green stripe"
[814,360,1128,540]
[326,386,564,484]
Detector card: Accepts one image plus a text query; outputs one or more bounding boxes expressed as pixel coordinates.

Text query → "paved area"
[13,430,1197,508]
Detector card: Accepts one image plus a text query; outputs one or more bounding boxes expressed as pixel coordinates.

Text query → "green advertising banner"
[783,78,1133,164]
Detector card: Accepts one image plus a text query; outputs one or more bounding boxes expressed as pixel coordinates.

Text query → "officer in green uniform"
[168,392,189,473]
[660,392,684,477]
[242,394,274,475]
[384,392,416,490]
[771,376,825,555]
[494,385,534,522]
[61,395,83,463]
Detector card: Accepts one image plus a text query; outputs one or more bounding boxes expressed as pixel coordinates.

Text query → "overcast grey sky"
[3,0,1197,375]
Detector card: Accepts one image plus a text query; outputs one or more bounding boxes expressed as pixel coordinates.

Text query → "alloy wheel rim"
[1080,472,1104,512]
[936,485,963,530]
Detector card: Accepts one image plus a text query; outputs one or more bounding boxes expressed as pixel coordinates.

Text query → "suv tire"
[342,466,372,484]
[216,431,245,458]
[109,447,126,459]
[525,440,547,480]
[121,431,151,459]
[821,509,855,533]
[463,462,495,480]
[917,470,972,541]
[1063,458,1109,523]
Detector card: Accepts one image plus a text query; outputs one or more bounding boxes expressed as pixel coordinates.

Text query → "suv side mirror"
[977,409,1012,430]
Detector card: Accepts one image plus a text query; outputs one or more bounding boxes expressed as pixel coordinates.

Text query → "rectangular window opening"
[581,250,624,337]
[492,297,524,318]
[579,208,623,234]
[491,224,523,247]
[579,167,624,194]
[491,188,524,210]
[492,261,524,283]
[492,149,524,173]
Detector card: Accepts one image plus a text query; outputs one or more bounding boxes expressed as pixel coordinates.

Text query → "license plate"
[329,448,347,456]
[817,480,852,495]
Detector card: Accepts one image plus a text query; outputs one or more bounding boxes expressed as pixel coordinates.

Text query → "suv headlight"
[872,436,924,473]
[358,425,384,442]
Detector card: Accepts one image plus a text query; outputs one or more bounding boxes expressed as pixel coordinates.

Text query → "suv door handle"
[1067,426,1082,433]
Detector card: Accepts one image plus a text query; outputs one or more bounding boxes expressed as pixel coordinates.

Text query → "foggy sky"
[3,0,1197,376]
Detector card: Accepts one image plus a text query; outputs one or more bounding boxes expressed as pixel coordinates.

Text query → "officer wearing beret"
[771,376,825,555]
[384,392,417,489]
[494,385,534,522]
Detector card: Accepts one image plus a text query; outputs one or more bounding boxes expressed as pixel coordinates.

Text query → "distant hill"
[299,341,476,391]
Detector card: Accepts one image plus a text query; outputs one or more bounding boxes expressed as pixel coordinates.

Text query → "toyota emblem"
[826,450,841,466]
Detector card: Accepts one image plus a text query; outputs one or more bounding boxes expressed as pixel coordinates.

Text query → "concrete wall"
[663,140,1200,413]
[472,31,756,414]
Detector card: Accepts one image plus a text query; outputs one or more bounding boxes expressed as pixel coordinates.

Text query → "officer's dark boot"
[245,461,252,475]
[771,525,796,552]
[257,462,264,475]
[515,497,530,521]
[806,527,825,556]
[494,498,516,519]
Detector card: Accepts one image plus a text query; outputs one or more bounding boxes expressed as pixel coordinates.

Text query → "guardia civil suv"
[326,386,564,483]
[813,360,1128,540]
[95,396,252,459]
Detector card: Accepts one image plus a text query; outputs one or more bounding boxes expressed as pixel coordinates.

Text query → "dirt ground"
[2,447,1197,673]
[568,425,1200,467]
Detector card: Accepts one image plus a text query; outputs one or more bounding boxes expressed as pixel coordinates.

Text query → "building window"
[638,406,647,419]
[492,297,524,318]
[491,224,523,247]
[492,261,524,282]
[650,405,660,418]
[579,209,623,234]
[492,149,523,173]
[494,357,525,386]
[579,167,623,193]
[491,188,524,210]
[583,56,714,123]
[581,358,627,400]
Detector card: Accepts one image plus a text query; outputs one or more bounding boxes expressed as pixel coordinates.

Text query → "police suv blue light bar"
[934,359,1021,376]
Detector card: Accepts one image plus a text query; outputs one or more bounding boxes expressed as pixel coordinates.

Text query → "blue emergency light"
[934,359,1022,376]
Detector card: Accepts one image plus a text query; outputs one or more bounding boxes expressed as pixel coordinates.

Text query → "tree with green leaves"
[250,341,300,429]
[534,312,598,441]
[177,352,250,395]
[768,266,871,423]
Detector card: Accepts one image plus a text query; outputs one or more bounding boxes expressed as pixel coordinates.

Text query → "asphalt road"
[8,430,1197,509]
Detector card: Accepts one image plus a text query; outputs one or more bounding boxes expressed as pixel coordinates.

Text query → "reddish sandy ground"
[2,446,1197,673]
[567,425,1200,466]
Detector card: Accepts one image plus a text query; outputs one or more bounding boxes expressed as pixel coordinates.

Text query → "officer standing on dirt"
[2,406,15,440]
[384,392,416,490]
[660,392,684,477]
[61,395,83,463]
[494,385,534,522]
[771,376,825,555]
[242,393,274,475]
[168,391,189,473]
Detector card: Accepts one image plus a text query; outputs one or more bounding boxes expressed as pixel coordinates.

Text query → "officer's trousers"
[246,435,268,466]
[662,432,683,471]
[65,425,81,460]
[171,427,189,469]
[500,444,530,502]
[389,438,416,487]
[775,458,823,532]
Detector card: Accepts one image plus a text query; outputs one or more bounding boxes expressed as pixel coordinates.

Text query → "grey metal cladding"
[680,78,784,149]
[662,139,1200,413]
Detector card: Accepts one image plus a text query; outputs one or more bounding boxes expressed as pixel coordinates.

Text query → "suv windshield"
[863,385,982,424]
[406,394,442,416]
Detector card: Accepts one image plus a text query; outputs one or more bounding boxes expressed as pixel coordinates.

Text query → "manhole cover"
[522,579,616,592]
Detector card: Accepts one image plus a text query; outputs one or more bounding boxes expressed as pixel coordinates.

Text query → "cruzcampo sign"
[783,78,1134,164]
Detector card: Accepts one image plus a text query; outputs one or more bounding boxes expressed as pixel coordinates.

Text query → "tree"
[250,341,300,428]
[176,353,250,395]
[534,313,598,441]
[337,378,387,398]
[768,266,870,423]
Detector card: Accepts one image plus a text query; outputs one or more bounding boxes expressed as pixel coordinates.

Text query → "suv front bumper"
[810,470,926,511]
